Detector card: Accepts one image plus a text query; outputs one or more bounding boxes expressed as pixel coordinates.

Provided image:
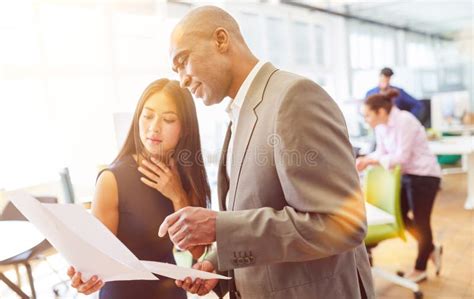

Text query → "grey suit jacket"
[206,63,375,299]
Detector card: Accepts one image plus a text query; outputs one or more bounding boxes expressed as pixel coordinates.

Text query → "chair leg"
[0,272,29,299]
[24,262,37,299]
[15,264,22,288]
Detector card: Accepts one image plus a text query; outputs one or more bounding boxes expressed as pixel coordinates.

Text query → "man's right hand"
[67,266,104,295]
[175,260,219,296]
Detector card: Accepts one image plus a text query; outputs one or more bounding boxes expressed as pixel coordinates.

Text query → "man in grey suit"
[159,6,375,299]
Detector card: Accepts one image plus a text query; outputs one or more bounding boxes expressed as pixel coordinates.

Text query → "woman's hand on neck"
[135,151,171,167]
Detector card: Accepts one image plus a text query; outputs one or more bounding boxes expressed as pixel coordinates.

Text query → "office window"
[114,13,166,69]
[349,22,397,70]
[116,74,162,110]
[239,12,263,58]
[291,21,310,65]
[314,25,325,66]
[40,4,106,67]
[0,1,194,191]
[0,27,40,65]
[265,16,287,67]
[350,31,372,69]
[406,35,436,68]
[351,70,378,99]
[420,70,439,93]
[439,66,464,89]
[372,33,395,68]
[0,79,58,188]
[0,1,39,66]
[47,75,116,159]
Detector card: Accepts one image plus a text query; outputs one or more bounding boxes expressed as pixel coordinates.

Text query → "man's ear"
[214,27,229,53]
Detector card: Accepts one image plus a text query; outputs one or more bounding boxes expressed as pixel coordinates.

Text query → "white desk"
[438,125,474,135]
[0,221,45,299]
[429,136,474,210]
[0,221,45,262]
[366,202,395,226]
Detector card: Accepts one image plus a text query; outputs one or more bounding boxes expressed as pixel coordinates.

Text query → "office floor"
[372,172,473,299]
[0,173,472,299]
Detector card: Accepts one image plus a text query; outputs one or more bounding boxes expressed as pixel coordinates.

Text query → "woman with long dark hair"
[67,79,210,298]
[356,90,442,283]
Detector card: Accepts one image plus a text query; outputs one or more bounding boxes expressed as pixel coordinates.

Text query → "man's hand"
[175,260,219,296]
[158,207,217,250]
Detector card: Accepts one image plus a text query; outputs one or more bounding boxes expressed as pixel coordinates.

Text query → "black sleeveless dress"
[98,155,186,299]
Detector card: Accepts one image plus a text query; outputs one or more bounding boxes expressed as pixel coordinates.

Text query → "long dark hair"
[364,88,400,114]
[113,79,210,208]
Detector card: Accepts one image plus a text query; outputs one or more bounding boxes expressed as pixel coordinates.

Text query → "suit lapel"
[228,63,278,211]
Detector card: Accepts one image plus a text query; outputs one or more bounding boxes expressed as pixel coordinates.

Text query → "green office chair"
[364,166,423,299]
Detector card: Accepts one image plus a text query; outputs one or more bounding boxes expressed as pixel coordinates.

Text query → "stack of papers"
[8,192,229,282]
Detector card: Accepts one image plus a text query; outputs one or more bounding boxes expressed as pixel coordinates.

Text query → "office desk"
[437,125,474,135]
[0,221,44,299]
[429,136,474,210]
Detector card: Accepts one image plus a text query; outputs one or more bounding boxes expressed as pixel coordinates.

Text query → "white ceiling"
[52,0,472,39]
[294,0,473,39]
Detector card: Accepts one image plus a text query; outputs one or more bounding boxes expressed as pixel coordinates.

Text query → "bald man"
[159,6,375,299]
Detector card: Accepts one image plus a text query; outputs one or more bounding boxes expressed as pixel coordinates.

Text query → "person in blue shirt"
[366,67,425,120]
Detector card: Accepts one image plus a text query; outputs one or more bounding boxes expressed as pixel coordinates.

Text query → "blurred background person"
[366,67,425,121]
[356,90,443,283]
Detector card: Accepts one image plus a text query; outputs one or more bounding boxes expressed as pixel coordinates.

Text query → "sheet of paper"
[9,192,158,282]
[141,261,231,281]
[8,192,230,282]
[43,203,151,276]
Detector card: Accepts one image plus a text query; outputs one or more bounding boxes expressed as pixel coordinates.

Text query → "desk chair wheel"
[414,290,423,299]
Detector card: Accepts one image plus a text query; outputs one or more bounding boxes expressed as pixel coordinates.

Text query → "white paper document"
[141,261,230,281]
[8,192,230,282]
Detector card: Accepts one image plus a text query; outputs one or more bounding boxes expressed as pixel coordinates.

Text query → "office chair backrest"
[363,165,406,241]
[59,167,75,204]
